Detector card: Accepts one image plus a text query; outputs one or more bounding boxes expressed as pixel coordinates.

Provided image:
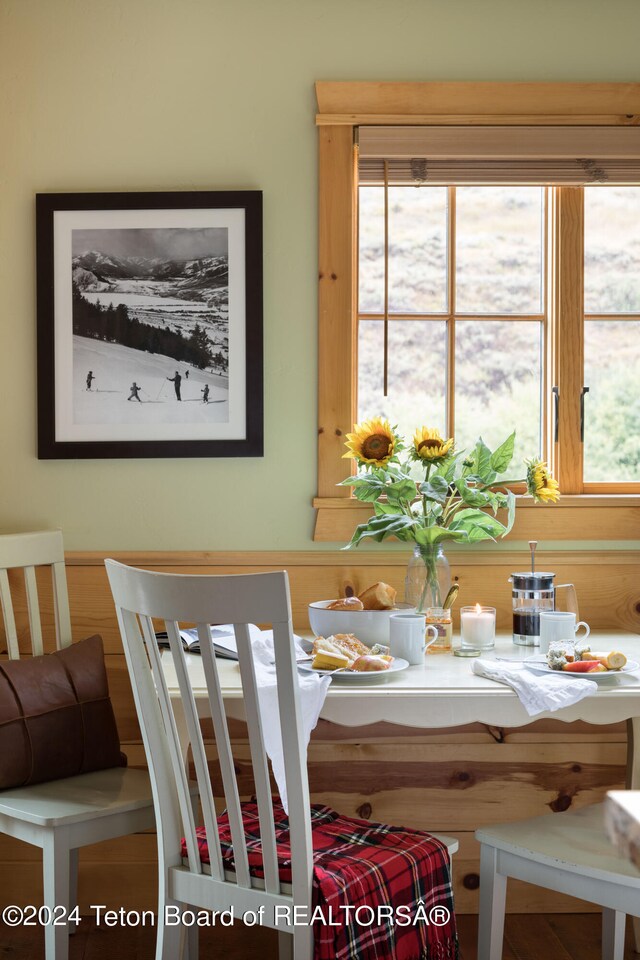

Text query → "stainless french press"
[509,542,578,646]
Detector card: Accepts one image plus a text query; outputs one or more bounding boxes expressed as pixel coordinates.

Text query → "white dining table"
[162,630,640,777]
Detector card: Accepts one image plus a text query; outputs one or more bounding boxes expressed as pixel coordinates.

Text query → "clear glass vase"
[404,543,451,613]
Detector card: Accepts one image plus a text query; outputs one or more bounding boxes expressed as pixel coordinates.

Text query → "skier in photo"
[185,369,190,379]
[201,384,210,403]
[127,382,142,402]
[167,371,182,400]
[86,371,95,391]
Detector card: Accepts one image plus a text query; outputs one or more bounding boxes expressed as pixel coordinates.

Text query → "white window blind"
[358,126,640,184]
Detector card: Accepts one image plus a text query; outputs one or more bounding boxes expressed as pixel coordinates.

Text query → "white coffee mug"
[389,613,438,665]
[539,611,590,654]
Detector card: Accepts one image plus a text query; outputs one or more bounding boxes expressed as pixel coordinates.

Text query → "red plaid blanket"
[182,801,458,960]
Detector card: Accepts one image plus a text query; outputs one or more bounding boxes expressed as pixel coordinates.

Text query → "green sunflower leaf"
[418,475,449,504]
[490,432,516,475]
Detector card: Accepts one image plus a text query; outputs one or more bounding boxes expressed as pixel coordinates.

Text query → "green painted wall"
[1,0,638,550]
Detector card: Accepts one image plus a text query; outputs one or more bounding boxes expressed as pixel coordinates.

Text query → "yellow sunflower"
[411,427,454,462]
[343,418,396,466]
[526,459,560,503]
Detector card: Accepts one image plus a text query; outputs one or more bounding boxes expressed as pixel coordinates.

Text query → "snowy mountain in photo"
[72,251,228,303]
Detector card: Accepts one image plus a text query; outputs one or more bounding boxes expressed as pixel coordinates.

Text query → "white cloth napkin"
[472,658,598,717]
[245,626,330,814]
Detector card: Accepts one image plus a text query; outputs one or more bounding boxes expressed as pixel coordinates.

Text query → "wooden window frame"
[314,82,640,542]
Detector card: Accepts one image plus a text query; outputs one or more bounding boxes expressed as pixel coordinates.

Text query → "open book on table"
[155,625,240,659]
[155,624,313,662]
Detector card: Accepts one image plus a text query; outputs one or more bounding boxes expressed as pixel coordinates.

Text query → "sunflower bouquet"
[341,418,559,609]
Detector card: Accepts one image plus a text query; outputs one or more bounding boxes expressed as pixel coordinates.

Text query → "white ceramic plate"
[525,658,640,682]
[298,657,410,681]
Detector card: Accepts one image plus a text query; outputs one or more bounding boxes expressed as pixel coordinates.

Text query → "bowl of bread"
[308,581,413,646]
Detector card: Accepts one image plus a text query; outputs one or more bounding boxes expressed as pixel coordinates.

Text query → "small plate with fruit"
[526,645,639,681]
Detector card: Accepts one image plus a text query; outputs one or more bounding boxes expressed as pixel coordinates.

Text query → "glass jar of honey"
[425,606,453,653]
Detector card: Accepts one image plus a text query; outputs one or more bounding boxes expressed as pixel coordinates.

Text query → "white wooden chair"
[0,531,156,960]
[476,803,640,960]
[105,559,459,960]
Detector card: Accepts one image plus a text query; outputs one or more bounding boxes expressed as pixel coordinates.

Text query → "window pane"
[358,320,447,438]
[455,320,542,465]
[584,187,640,314]
[583,320,640,481]
[456,187,544,315]
[358,186,448,314]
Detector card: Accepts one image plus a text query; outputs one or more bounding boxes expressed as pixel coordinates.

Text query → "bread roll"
[327,597,364,611]
[358,581,397,610]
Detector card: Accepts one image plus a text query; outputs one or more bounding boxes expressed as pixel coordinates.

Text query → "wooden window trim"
[314,81,640,543]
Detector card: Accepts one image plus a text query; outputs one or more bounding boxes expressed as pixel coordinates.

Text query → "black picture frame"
[36,190,263,459]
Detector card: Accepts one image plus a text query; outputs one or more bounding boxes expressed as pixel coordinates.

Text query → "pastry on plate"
[312,650,350,671]
[312,633,371,668]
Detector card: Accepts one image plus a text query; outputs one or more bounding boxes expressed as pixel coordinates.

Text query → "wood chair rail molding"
[314,79,640,542]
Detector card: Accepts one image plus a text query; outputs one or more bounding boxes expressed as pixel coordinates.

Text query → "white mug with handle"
[389,613,438,665]
[539,611,590,655]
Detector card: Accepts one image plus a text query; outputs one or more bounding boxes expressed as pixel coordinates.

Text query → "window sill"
[312,495,640,542]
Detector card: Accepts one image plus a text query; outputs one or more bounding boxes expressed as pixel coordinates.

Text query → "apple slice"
[562,660,607,673]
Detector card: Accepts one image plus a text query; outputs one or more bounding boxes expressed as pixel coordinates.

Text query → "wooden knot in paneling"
[549,792,574,813]
[450,770,474,788]
[463,873,480,890]
[356,802,372,819]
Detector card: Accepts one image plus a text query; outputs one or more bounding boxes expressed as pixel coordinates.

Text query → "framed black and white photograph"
[36,190,263,459]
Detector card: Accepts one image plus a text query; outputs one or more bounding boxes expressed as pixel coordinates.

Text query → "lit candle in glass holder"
[460,604,496,650]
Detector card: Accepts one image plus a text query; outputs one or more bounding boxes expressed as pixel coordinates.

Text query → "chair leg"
[278,930,293,960]
[184,922,199,960]
[602,908,626,960]
[42,833,70,960]
[68,849,79,934]
[292,924,313,960]
[155,898,187,960]
[477,844,508,960]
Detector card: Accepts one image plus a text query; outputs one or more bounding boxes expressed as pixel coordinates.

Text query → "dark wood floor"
[0,914,638,959]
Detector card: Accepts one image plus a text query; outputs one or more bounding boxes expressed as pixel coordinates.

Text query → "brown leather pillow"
[0,634,126,790]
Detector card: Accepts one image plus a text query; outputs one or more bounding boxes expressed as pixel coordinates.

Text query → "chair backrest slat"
[234,622,280,894]
[115,607,185,873]
[105,560,314,907]
[0,531,72,659]
[0,569,20,659]
[165,619,230,883]
[197,623,246,883]
[51,561,73,649]
[139,614,203,875]
[274,619,315,904]
[23,566,44,656]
